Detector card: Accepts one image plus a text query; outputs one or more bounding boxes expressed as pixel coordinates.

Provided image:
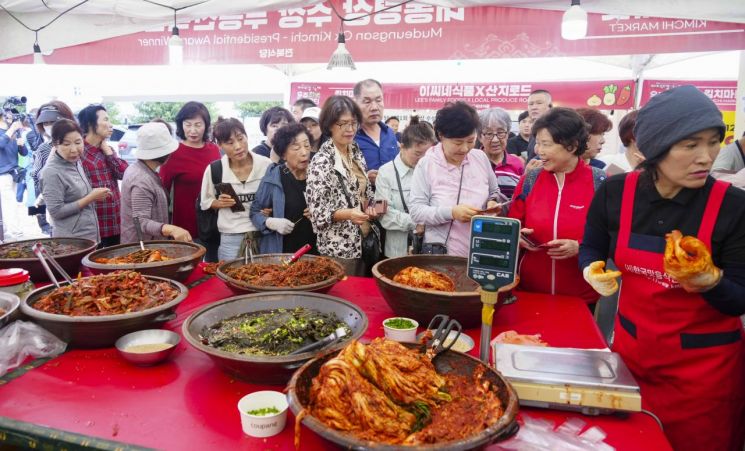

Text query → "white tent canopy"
[1,1,743,62]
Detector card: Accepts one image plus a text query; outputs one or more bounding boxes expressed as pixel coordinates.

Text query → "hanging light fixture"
[168,10,183,65]
[561,0,588,40]
[33,31,45,65]
[327,31,356,70]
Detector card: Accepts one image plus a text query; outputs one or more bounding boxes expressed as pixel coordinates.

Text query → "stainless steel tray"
[493,344,639,391]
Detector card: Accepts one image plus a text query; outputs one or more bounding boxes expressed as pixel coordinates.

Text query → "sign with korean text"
[640,80,737,112]
[4,3,744,65]
[291,80,636,111]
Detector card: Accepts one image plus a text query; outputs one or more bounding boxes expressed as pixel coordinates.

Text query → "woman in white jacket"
[200,118,272,261]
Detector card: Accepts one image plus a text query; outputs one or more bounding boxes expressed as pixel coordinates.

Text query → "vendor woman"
[579,85,745,451]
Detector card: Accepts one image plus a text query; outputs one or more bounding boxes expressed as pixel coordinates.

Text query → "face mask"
[43,125,53,137]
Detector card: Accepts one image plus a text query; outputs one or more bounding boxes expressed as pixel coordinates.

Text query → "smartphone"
[372,199,388,215]
[215,183,245,212]
[520,233,542,248]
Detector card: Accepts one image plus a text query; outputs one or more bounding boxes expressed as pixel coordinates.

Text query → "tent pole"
[736,51,745,139]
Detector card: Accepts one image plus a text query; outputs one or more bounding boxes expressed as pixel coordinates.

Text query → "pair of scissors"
[425,314,463,356]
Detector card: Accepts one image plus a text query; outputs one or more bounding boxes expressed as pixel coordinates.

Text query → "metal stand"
[479,278,521,363]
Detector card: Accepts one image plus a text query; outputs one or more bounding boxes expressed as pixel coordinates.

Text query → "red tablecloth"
[0,268,671,450]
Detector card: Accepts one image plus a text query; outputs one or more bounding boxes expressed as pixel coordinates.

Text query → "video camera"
[2,96,28,123]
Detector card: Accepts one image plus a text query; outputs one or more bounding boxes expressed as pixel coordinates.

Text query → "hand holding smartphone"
[370,199,388,215]
[215,183,245,212]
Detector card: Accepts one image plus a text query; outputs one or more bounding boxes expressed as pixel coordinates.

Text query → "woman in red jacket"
[159,102,221,261]
[508,107,605,305]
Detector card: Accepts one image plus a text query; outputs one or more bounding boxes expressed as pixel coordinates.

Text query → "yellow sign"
[722,111,736,146]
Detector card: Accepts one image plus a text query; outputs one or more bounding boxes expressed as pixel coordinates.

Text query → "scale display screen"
[468,216,521,290]
[473,254,510,269]
[473,238,511,252]
[482,223,514,235]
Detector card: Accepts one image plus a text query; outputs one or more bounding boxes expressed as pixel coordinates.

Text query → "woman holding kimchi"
[579,85,745,451]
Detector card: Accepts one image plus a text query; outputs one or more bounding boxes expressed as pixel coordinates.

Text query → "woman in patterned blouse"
[305,96,377,274]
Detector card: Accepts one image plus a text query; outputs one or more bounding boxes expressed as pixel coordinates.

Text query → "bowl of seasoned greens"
[182,292,368,385]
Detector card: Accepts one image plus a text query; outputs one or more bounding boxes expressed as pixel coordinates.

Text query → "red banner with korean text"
[3,3,744,64]
[640,80,737,112]
[291,80,636,111]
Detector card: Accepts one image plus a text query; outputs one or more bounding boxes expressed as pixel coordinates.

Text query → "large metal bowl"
[216,254,344,293]
[20,275,188,348]
[82,241,206,281]
[182,292,367,385]
[0,292,20,328]
[287,342,520,450]
[372,255,492,328]
[0,237,97,283]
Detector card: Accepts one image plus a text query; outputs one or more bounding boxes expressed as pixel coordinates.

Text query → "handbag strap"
[392,161,409,213]
[444,165,465,244]
[333,169,355,209]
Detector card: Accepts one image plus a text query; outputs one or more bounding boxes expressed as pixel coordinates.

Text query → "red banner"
[4,3,744,65]
[640,80,737,111]
[291,80,636,111]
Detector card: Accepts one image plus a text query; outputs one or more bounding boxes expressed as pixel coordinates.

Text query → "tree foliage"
[103,102,123,124]
[234,101,282,119]
[133,102,220,124]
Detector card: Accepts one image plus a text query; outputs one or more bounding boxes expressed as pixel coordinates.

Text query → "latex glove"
[583,261,622,297]
[265,217,295,235]
[664,230,722,292]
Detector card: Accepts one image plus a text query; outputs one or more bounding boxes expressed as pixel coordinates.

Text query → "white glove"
[265,217,295,235]
[583,261,622,297]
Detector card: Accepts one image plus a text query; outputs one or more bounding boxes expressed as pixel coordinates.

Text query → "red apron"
[613,171,745,451]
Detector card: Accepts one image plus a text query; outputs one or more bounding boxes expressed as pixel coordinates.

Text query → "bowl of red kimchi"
[82,241,206,282]
[287,339,519,450]
[216,254,345,294]
[20,270,188,348]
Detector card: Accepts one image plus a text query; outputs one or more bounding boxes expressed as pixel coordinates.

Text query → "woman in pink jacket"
[508,108,606,306]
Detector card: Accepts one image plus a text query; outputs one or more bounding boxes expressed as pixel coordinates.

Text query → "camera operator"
[0,109,30,241]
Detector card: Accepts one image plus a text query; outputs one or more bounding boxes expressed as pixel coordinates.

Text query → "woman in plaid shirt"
[77,105,128,247]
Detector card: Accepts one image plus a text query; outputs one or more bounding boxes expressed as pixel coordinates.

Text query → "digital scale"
[467,216,641,415]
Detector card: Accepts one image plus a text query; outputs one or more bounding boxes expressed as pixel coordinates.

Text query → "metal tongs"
[289,327,348,355]
[32,242,74,288]
[133,216,146,251]
[425,314,463,357]
[282,244,312,267]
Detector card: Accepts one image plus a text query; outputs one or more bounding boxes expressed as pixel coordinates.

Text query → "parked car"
[114,125,142,165]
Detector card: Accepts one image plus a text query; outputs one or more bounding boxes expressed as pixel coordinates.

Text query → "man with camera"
[0,109,30,241]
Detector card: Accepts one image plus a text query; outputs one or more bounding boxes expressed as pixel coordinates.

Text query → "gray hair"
[478,107,511,132]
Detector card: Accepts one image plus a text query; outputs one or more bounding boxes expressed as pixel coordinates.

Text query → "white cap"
[300,107,321,123]
[136,122,179,160]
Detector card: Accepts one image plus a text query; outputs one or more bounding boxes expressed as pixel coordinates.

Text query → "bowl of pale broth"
[115,329,180,366]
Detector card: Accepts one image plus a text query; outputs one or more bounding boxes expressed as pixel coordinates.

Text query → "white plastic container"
[382,317,419,343]
[237,390,288,438]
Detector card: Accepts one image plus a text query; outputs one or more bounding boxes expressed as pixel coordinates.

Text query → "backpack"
[196,160,223,243]
[517,166,607,201]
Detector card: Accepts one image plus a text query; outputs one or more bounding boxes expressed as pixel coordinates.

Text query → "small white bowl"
[383,317,419,343]
[115,329,180,366]
[237,391,288,438]
[417,330,475,353]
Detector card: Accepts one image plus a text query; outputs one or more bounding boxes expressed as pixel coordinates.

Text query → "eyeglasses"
[481,131,509,140]
[335,121,359,131]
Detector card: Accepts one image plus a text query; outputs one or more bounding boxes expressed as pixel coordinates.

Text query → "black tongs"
[425,314,463,356]
[32,242,74,288]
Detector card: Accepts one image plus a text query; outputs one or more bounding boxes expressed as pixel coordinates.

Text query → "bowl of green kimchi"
[182,291,368,385]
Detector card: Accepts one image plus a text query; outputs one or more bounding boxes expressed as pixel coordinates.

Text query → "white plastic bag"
[496,415,615,451]
[0,320,66,377]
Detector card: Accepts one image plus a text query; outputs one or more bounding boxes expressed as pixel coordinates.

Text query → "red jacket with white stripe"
[508,160,598,303]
